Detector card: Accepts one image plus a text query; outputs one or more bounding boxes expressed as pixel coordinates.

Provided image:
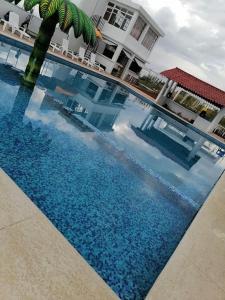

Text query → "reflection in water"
[132,108,202,170]
[0,85,52,179]
[0,54,225,300]
[40,70,128,131]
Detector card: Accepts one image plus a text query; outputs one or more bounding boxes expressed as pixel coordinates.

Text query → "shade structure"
[122,49,133,60]
[161,67,225,108]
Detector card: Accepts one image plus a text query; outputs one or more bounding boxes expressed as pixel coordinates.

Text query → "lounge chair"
[49,41,61,53]
[1,12,31,40]
[71,47,89,64]
[87,53,104,71]
[50,38,75,57]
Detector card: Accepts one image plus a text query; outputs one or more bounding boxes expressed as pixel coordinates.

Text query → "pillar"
[109,86,121,104]
[188,137,205,161]
[206,107,225,133]
[121,54,135,80]
[93,87,104,102]
[156,79,169,102]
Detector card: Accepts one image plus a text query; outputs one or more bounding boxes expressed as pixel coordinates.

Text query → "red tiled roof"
[161,67,225,107]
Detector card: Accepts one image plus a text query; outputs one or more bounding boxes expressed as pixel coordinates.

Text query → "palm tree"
[7,0,97,88]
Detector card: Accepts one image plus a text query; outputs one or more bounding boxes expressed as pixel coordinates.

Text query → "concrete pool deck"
[0,169,119,300]
[146,170,225,300]
[1,167,225,300]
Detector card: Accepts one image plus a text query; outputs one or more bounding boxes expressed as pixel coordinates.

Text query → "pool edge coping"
[0,168,119,300]
[145,170,225,300]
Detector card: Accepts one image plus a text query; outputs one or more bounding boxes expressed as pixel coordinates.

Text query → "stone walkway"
[0,169,118,300]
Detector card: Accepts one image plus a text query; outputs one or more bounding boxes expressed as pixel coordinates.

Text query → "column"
[155,79,170,105]
[106,45,124,74]
[109,86,121,104]
[206,107,225,133]
[120,54,135,80]
[140,108,156,130]
[170,82,177,94]
[188,137,205,161]
[111,45,123,63]
[163,80,174,97]
[93,87,104,102]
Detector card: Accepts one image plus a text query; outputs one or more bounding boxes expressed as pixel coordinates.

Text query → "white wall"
[0,0,28,25]
[193,116,211,132]
[73,0,107,16]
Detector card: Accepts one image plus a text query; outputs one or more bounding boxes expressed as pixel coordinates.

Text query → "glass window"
[103,2,133,31]
[103,43,117,59]
[142,27,158,50]
[130,16,146,40]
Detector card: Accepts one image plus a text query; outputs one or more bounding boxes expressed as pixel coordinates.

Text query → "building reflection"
[133,108,204,170]
[40,69,128,131]
[0,84,52,173]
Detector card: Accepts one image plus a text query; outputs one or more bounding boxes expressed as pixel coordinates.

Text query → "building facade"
[73,0,164,82]
[0,0,164,81]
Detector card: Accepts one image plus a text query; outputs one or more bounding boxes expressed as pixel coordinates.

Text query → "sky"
[134,0,225,90]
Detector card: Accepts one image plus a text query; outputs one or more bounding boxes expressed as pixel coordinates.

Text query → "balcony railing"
[213,124,225,139]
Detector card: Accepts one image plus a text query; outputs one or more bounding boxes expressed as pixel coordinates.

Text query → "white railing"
[213,124,225,139]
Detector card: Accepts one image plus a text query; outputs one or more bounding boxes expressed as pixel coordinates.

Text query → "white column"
[111,45,123,63]
[164,80,174,97]
[97,113,106,127]
[140,108,156,130]
[170,82,177,94]
[93,87,103,102]
[155,79,171,105]
[188,137,205,161]
[206,107,225,133]
[109,86,121,104]
[121,54,135,80]
[156,79,169,101]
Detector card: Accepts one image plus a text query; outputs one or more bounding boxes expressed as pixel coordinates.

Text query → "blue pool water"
[0,42,224,299]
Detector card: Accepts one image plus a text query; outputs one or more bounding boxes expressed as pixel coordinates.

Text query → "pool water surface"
[0,42,224,300]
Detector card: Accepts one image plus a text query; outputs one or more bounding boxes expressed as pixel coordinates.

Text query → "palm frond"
[68,3,79,37]
[24,0,41,11]
[39,0,51,18]
[58,1,73,31]
[44,0,63,19]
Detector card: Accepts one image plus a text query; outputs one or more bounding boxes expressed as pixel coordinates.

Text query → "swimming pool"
[0,40,224,300]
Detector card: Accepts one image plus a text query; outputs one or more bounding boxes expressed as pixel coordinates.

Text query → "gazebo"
[155,67,225,136]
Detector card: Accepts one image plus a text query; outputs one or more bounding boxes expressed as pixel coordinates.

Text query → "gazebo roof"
[161,67,225,108]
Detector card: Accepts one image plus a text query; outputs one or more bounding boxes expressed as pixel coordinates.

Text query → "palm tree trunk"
[22,14,58,88]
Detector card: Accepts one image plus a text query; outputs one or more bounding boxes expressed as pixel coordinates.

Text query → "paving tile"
[0,212,118,300]
[0,169,38,229]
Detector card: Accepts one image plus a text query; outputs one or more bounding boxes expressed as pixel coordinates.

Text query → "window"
[103,2,133,31]
[96,39,117,59]
[129,59,143,74]
[130,16,146,40]
[103,43,117,59]
[142,27,158,50]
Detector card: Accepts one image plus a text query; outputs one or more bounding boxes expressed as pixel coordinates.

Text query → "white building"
[0,0,164,81]
[73,0,164,81]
